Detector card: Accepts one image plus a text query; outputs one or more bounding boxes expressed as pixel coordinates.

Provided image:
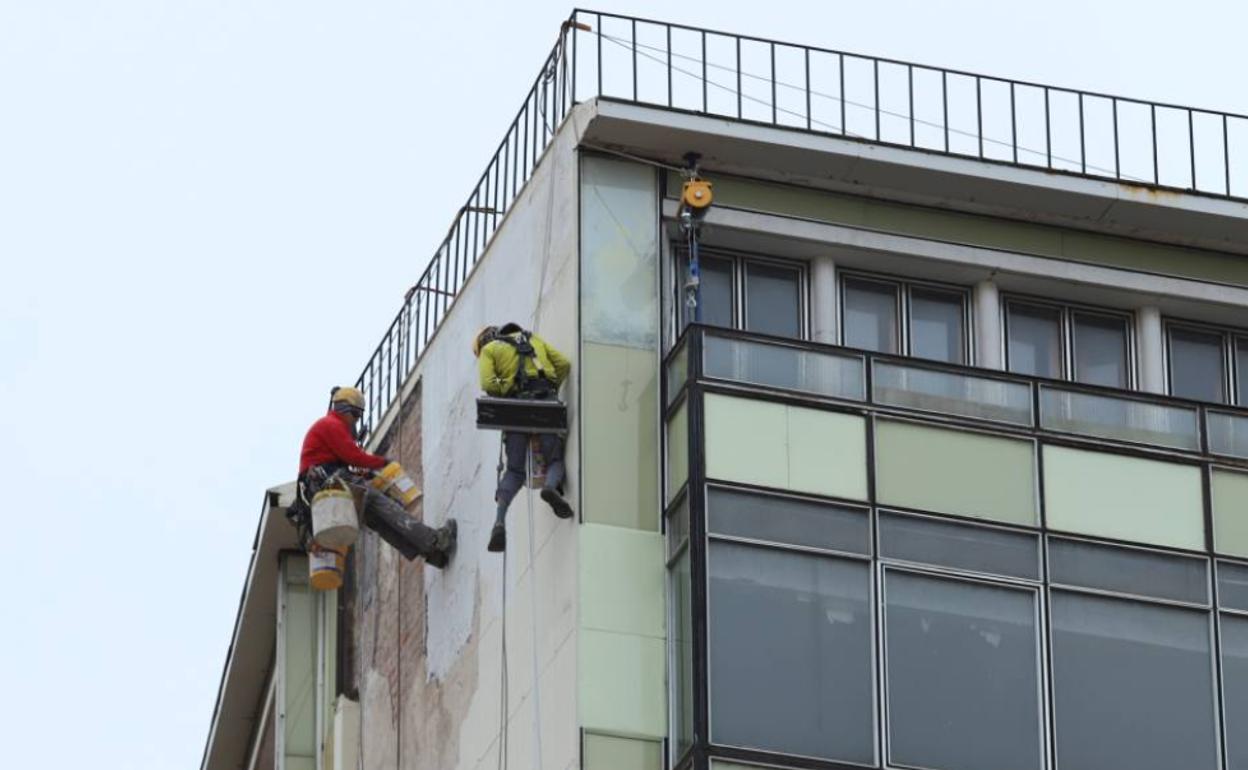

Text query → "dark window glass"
[745,262,801,337]
[709,542,874,763]
[843,278,899,354]
[1222,615,1248,770]
[910,287,966,363]
[1051,593,1219,770]
[709,487,871,554]
[885,571,1042,770]
[1073,312,1129,388]
[1049,538,1208,605]
[1007,302,1062,378]
[879,512,1040,580]
[1220,562,1248,612]
[672,549,694,759]
[680,255,733,329]
[1238,336,1248,405]
[1169,326,1226,403]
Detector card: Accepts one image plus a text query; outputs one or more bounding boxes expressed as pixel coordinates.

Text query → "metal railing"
[355,8,1248,436]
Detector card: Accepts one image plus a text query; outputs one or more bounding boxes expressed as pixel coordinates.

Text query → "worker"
[474,323,573,552]
[293,386,457,568]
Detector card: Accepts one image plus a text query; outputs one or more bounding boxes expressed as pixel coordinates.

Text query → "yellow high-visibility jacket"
[478,330,572,397]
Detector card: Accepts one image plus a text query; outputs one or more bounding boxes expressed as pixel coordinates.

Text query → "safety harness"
[494,327,555,398]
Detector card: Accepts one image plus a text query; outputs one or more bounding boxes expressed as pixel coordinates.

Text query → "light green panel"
[583,157,658,347]
[1043,445,1205,550]
[705,394,867,499]
[580,524,665,638]
[281,555,316,766]
[666,171,1248,287]
[582,342,658,530]
[579,628,667,737]
[876,419,1037,525]
[712,763,772,770]
[1213,468,1248,557]
[583,733,663,770]
[667,402,689,502]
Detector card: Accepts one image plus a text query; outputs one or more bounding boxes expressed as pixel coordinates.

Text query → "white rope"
[525,449,545,770]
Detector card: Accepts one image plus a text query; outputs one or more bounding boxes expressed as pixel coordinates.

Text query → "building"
[201,10,1248,770]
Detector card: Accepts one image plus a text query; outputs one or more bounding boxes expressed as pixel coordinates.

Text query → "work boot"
[425,519,458,569]
[541,487,574,519]
[487,522,506,553]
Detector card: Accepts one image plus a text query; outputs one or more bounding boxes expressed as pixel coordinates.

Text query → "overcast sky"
[2,1,1245,767]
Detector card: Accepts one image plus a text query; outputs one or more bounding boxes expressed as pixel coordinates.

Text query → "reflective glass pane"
[704,334,865,400]
[873,361,1033,425]
[1169,326,1226,403]
[843,277,899,353]
[666,402,688,504]
[709,486,871,554]
[1213,470,1248,559]
[665,340,687,406]
[879,512,1040,579]
[1073,312,1129,387]
[745,262,801,338]
[1220,562,1248,612]
[1239,337,1248,405]
[1051,593,1219,770]
[1049,538,1209,605]
[910,286,966,363]
[1208,410,1248,459]
[885,572,1042,770]
[709,542,874,764]
[1222,615,1248,770]
[680,255,734,330]
[667,493,689,561]
[1039,387,1200,450]
[671,549,694,759]
[1007,302,1062,378]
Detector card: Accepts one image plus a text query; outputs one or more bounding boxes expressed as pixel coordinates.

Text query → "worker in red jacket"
[295,386,457,568]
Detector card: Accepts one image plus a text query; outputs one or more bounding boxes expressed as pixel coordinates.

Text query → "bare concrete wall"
[352,108,585,770]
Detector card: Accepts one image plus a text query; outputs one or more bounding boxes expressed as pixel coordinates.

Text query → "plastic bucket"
[309,545,347,591]
[311,487,359,548]
[371,461,423,510]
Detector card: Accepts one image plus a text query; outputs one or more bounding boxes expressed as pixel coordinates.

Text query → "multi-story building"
[201,10,1248,770]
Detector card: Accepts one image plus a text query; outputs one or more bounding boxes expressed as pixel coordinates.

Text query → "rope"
[496,434,508,770]
[525,450,545,770]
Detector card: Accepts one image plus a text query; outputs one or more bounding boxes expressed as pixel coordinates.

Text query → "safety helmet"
[330,386,366,413]
[472,325,499,357]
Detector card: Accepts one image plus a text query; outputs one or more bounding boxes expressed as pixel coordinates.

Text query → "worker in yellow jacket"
[474,322,573,552]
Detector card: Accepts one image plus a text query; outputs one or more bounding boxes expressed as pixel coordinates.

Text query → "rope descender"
[679,152,713,323]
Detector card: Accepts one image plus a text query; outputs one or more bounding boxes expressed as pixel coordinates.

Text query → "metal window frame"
[837,269,974,365]
[1163,317,1239,405]
[1001,293,1137,389]
[671,243,812,342]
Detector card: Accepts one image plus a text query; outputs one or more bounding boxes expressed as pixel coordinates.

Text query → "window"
[676,250,805,337]
[1165,321,1248,405]
[1005,299,1132,387]
[841,274,968,363]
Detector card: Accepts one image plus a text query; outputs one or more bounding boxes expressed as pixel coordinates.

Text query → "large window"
[1005,298,1133,387]
[841,274,969,364]
[676,250,806,338]
[1166,320,1248,405]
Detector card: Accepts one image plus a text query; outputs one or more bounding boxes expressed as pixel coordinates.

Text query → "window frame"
[672,245,810,342]
[838,270,974,365]
[1163,318,1248,405]
[1002,294,1137,388]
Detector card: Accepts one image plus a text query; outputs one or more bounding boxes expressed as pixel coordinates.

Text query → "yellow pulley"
[681,178,713,211]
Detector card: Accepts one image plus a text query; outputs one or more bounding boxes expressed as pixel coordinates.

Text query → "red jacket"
[299,411,387,475]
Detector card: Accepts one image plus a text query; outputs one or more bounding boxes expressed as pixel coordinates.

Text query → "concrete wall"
[350,113,582,770]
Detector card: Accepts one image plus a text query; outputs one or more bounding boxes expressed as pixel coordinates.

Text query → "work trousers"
[495,431,565,521]
[301,470,440,561]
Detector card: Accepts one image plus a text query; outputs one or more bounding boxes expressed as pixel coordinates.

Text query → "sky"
[1,1,1245,767]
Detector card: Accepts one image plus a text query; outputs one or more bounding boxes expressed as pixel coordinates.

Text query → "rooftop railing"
[356,8,1248,436]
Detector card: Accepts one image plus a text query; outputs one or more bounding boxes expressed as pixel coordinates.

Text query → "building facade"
[203,11,1248,770]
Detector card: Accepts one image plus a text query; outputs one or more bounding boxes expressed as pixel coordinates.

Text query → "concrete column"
[973,279,1003,369]
[812,256,837,344]
[1136,305,1165,393]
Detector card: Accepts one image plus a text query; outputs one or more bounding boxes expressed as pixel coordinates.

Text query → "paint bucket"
[309,545,347,591]
[311,486,359,548]
[370,461,422,510]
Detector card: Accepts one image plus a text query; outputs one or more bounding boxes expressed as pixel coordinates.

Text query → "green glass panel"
[1213,468,1248,558]
[579,629,667,737]
[875,420,1037,525]
[667,402,688,503]
[1043,446,1204,550]
[787,405,868,500]
[705,394,788,489]
[579,524,665,638]
[582,342,658,530]
[583,733,662,770]
[281,555,317,764]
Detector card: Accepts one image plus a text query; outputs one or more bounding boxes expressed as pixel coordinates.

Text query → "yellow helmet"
[472,325,499,357]
[330,386,365,411]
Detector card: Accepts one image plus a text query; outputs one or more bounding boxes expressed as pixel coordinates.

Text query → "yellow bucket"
[309,545,347,591]
[371,461,422,509]
[311,487,359,548]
